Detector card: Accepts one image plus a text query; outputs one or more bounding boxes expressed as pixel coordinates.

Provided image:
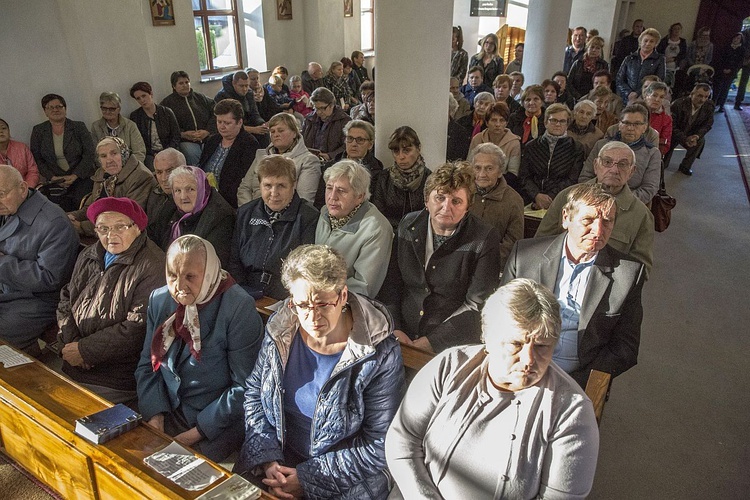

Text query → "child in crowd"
[265,75,293,110]
[289,75,313,117]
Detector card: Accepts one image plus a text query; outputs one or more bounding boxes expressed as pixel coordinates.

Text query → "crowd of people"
[0,17,739,499]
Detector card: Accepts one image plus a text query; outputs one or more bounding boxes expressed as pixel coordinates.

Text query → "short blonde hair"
[268,112,300,135]
[639,28,661,45]
[481,278,561,343]
[562,183,617,220]
[281,244,347,294]
[544,103,572,121]
[586,36,605,50]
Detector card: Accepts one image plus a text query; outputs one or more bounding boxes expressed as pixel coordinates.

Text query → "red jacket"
[650,108,672,156]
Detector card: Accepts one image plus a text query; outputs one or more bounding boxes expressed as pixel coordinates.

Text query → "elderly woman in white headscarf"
[135,234,263,462]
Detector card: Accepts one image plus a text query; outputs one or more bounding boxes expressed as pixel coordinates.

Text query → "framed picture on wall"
[344,0,353,17]
[150,0,175,26]
[277,0,293,20]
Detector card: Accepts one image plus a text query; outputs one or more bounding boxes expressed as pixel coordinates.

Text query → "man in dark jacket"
[146,148,181,237]
[664,83,714,176]
[503,182,646,387]
[351,51,370,83]
[563,26,587,73]
[0,165,79,354]
[460,66,493,109]
[378,163,501,353]
[301,62,324,95]
[214,71,269,148]
[160,71,216,165]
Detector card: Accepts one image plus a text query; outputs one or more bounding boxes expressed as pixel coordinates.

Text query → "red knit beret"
[86,197,148,231]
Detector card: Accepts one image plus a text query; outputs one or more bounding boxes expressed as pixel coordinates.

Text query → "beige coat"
[468,128,522,175]
[70,155,156,236]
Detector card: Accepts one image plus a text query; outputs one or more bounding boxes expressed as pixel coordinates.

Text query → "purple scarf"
[170,167,211,242]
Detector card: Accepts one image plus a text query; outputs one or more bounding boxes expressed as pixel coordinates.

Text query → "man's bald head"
[308,62,323,80]
[0,165,29,216]
[593,141,637,194]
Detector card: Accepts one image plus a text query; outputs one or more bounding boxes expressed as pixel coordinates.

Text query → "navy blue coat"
[616,50,666,103]
[229,192,318,299]
[136,284,263,461]
[235,293,404,499]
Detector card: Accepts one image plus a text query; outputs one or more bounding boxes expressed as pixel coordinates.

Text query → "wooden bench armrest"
[399,342,435,371]
[584,369,611,426]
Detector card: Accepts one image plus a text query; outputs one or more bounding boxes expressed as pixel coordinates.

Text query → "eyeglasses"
[598,157,632,170]
[46,105,65,111]
[100,106,119,112]
[288,293,342,316]
[314,103,330,112]
[547,118,568,125]
[620,121,645,128]
[94,223,135,235]
[345,136,369,145]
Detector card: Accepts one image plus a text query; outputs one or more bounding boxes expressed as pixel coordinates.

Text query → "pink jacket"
[290,90,313,117]
[1,139,40,187]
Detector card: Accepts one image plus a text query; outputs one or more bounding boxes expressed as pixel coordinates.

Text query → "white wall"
[260,0,308,78]
[569,0,619,59]
[375,0,454,168]
[629,0,700,42]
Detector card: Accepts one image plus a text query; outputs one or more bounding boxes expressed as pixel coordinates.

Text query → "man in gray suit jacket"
[502,182,645,387]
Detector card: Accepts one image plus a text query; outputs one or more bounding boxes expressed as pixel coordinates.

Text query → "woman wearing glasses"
[67,137,156,237]
[519,104,584,209]
[314,120,382,209]
[137,234,263,462]
[57,197,165,406]
[371,126,429,231]
[301,87,351,161]
[90,91,147,163]
[29,93,97,211]
[235,244,404,499]
[237,112,321,206]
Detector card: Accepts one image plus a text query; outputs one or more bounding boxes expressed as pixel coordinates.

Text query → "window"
[193,0,243,75]
[361,0,374,52]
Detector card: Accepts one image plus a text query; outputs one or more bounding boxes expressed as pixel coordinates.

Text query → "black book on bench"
[75,404,142,444]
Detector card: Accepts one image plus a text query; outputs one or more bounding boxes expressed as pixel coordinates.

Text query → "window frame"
[193,0,244,76]
[361,0,375,52]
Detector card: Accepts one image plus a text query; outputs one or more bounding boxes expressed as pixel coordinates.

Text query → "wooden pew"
[524,213,543,239]
[0,340,276,499]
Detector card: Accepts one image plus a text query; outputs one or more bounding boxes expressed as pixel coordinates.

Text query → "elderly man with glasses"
[503,182,646,387]
[536,141,654,278]
[579,103,661,205]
